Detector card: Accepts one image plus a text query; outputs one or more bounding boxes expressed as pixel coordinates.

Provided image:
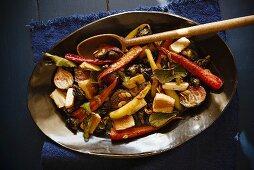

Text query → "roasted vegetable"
[152,93,175,113]
[80,61,101,71]
[66,118,79,134]
[112,115,135,130]
[93,45,123,60]
[50,89,66,108]
[89,78,118,111]
[109,83,151,119]
[65,88,75,108]
[45,53,76,67]
[65,53,115,65]
[180,86,206,108]
[48,24,224,142]
[78,79,97,99]
[54,67,74,90]
[160,48,223,90]
[169,37,191,53]
[70,107,88,123]
[109,89,132,109]
[125,24,152,39]
[110,116,183,141]
[122,74,146,89]
[145,49,157,71]
[74,67,90,83]
[164,89,184,111]
[126,64,144,76]
[162,82,189,91]
[97,46,143,86]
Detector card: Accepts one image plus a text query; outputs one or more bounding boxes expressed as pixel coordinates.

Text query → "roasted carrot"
[110,116,183,141]
[110,126,157,140]
[89,78,118,111]
[97,46,143,86]
[70,108,88,123]
[156,38,173,66]
[160,47,223,90]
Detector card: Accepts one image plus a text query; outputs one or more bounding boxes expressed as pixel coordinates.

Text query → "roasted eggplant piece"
[66,117,79,134]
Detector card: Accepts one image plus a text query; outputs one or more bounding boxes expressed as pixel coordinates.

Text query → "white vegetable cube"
[113,115,135,130]
[65,88,74,108]
[153,93,175,113]
[162,82,189,91]
[50,89,66,108]
[169,37,191,53]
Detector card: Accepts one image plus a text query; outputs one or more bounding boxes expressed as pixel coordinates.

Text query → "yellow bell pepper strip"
[160,47,223,90]
[125,24,151,39]
[65,53,115,65]
[151,77,159,98]
[145,49,157,71]
[109,83,151,119]
[164,89,184,111]
[97,46,143,86]
[89,78,118,111]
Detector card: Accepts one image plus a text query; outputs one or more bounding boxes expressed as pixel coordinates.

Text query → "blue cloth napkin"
[29,0,238,169]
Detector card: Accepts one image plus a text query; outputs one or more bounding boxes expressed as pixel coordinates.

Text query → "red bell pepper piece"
[160,47,223,90]
[110,117,183,141]
[89,78,118,111]
[156,39,173,65]
[65,53,115,65]
[97,46,143,86]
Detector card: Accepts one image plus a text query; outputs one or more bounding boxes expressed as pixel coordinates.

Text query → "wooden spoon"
[77,15,254,56]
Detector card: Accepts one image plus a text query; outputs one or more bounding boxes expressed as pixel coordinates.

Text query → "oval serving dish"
[28,11,237,157]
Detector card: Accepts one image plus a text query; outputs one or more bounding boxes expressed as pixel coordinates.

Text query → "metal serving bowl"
[28,11,237,157]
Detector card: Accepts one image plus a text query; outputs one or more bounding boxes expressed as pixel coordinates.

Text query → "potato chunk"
[153,93,175,113]
[112,115,135,130]
[50,89,66,108]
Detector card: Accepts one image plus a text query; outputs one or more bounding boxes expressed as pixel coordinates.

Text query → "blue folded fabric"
[29,0,238,169]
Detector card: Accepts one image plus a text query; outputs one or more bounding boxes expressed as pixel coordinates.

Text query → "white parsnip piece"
[113,115,135,130]
[65,88,74,108]
[50,89,66,108]
[153,93,175,113]
[162,82,189,91]
[169,37,190,53]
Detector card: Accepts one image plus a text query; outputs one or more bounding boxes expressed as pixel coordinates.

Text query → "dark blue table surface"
[0,0,254,170]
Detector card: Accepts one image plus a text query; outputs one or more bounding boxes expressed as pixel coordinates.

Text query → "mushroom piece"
[93,45,123,60]
[109,89,132,109]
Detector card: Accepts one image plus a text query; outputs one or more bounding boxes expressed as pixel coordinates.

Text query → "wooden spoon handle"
[125,15,254,47]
